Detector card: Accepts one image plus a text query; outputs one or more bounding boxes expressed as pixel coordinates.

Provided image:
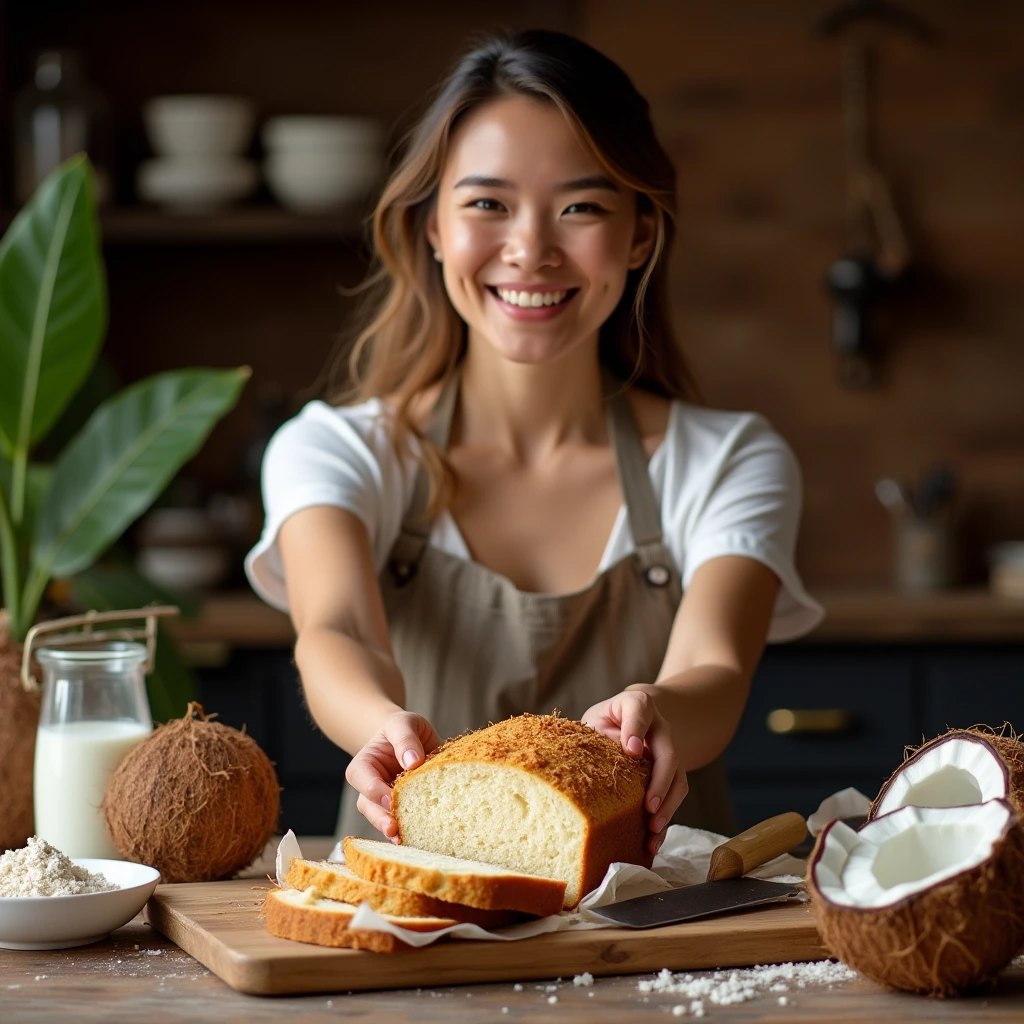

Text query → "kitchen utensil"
[145,878,825,994]
[875,477,910,517]
[912,463,955,519]
[588,811,808,929]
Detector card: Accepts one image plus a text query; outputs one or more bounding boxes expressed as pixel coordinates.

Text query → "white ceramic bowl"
[137,545,231,591]
[265,152,380,211]
[0,859,160,950]
[144,95,255,158]
[262,115,384,153]
[137,157,257,212]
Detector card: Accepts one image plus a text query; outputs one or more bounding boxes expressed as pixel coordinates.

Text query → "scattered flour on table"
[639,960,858,1015]
[0,836,116,897]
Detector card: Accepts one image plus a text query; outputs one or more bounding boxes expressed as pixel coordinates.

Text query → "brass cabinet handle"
[766,708,855,735]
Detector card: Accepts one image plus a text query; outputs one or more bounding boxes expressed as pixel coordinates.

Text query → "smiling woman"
[243,29,824,865]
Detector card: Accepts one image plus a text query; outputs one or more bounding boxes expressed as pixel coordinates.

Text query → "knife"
[588,811,807,929]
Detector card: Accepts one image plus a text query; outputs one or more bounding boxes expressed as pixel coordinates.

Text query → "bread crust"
[394,714,650,826]
[285,858,528,928]
[392,713,653,907]
[264,888,455,952]
[343,837,566,917]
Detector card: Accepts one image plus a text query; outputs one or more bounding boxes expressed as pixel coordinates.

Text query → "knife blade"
[587,811,807,929]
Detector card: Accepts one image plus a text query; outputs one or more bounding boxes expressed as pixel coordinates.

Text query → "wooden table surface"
[4,839,1024,1023]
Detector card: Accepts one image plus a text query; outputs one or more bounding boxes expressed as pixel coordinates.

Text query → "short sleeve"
[243,400,413,612]
[674,412,824,642]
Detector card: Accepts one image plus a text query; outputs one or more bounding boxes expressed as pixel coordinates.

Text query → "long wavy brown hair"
[327,29,694,512]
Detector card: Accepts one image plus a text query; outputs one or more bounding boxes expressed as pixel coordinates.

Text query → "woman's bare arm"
[635,553,780,772]
[278,505,406,753]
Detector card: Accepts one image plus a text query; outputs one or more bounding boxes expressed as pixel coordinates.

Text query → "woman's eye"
[468,198,504,211]
[564,202,605,215]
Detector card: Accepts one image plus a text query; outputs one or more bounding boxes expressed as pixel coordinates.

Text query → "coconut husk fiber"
[808,807,1024,997]
[102,702,280,882]
[0,610,40,851]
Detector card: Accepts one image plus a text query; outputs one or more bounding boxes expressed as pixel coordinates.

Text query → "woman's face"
[426,95,655,367]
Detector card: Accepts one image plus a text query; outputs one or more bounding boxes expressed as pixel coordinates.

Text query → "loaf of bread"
[342,836,567,917]
[285,857,529,928]
[392,713,652,908]
[264,887,456,952]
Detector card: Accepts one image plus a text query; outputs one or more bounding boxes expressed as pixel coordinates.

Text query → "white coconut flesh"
[813,801,1013,909]
[874,735,1008,817]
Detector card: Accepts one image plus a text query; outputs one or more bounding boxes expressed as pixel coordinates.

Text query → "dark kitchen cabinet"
[726,644,1024,830]
[196,642,1024,837]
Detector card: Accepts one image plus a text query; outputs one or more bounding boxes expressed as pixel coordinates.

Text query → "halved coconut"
[871,728,1024,819]
[808,799,1024,996]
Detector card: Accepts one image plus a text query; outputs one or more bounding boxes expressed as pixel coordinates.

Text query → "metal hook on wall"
[815,0,936,388]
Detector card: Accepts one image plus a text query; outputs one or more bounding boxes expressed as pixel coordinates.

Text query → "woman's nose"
[501,215,562,271]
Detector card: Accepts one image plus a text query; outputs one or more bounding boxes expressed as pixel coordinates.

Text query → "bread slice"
[264,887,456,952]
[343,837,566,918]
[284,857,529,929]
[392,713,652,908]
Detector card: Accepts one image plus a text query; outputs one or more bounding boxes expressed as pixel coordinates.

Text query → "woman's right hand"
[344,711,441,841]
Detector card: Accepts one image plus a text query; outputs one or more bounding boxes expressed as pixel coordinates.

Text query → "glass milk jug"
[24,608,178,859]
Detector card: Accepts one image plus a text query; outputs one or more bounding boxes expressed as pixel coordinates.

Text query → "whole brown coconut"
[870,725,1024,820]
[102,702,280,882]
[0,611,41,851]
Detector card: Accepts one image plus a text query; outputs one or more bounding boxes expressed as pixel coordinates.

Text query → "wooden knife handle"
[706,811,808,881]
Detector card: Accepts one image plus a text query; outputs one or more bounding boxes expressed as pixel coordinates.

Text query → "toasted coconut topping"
[813,801,1014,909]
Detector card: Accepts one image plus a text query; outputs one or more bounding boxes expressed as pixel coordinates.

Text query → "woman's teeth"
[494,287,569,308]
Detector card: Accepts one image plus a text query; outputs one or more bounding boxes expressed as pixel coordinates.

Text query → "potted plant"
[0,155,249,850]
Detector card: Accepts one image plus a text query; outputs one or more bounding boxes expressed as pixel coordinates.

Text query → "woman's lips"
[486,286,579,321]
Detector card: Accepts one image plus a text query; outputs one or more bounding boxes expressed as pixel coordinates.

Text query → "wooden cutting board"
[144,879,828,995]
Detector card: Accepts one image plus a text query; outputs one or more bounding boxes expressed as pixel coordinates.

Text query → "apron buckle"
[390,559,418,587]
[645,564,671,587]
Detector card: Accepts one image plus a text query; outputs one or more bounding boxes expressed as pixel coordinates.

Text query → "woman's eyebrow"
[453,174,620,192]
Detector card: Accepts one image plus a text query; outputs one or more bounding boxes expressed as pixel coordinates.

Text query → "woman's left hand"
[581,688,688,857]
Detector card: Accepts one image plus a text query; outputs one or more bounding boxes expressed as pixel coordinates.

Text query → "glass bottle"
[13,49,112,206]
[33,642,152,859]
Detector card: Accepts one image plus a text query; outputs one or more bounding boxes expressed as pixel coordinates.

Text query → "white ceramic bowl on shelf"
[143,95,255,158]
[0,859,160,950]
[264,151,380,211]
[262,115,384,153]
[137,157,257,212]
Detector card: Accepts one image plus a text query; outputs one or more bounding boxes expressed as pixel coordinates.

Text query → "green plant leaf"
[30,366,249,589]
[66,562,199,722]
[0,455,51,616]
[0,155,105,456]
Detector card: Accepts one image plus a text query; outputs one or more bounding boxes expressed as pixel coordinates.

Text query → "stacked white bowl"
[263,116,384,212]
[138,95,257,212]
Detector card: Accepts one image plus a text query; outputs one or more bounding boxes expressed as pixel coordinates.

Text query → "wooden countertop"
[165,587,1024,650]
[4,838,1023,1023]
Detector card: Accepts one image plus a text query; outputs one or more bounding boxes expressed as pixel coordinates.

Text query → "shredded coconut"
[636,961,858,1010]
[0,836,116,897]
[573,972,594,987]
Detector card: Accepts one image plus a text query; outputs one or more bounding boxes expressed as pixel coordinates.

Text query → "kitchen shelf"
[0,205,370,245]
[167,587,1024,648]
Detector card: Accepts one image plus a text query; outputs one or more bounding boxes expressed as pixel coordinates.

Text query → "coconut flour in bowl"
[0,836,117,897]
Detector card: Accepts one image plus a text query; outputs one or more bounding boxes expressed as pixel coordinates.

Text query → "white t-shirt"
[245,397,825,642]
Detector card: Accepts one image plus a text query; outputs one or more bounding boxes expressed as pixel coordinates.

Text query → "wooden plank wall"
[4,1,1021,589]
[580,0,1024,586]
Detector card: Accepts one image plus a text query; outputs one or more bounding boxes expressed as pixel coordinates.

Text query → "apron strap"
[389,366,668,584]
[387,367,461,584]
[604,376,665,550]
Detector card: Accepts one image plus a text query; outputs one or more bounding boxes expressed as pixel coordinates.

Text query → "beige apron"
[338,369,735,840]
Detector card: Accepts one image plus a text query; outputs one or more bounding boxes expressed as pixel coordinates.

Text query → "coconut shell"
[870,726,1024,820]
[808,803,1024,997]
[0,611,40,852]
[102,702,280,882]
